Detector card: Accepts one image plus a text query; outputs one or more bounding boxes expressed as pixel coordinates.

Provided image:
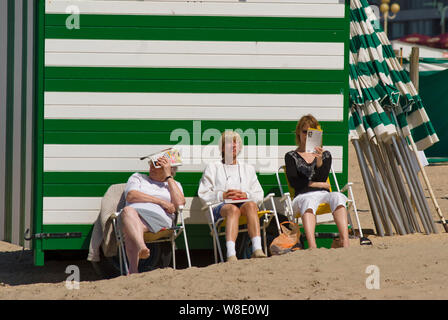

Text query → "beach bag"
[269,221,302,255]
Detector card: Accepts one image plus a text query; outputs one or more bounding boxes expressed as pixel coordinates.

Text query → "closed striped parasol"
[348,0,447,236]
[349,0,438,150]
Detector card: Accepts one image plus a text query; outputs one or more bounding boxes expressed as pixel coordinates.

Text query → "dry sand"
[1,144,447,300]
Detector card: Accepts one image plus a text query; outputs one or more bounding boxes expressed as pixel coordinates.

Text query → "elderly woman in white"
[198,131,266,262]
[121,156,185,274]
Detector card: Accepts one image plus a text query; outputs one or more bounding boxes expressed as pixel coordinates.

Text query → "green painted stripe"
[45,26,346,42]
[41,224,93,250]
[45,67,345,82]
[174,224,213,250]
[43,183,282,198]
[43,131,347,146]
[43,171,346,186]
[45,14,346,30]
[44,120,347,134]
[39,223,347,251]
[39,223,213,250]
[44,79,344,94]
[43,171,347,197]
[43,171,308,185]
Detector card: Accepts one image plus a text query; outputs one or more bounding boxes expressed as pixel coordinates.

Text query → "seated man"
[121,156,185,274]
[198,130,267,262]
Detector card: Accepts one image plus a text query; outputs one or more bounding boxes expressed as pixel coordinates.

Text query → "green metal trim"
[33,0,45,266]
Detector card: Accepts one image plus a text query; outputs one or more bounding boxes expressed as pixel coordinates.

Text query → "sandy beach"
[1,144,447,300]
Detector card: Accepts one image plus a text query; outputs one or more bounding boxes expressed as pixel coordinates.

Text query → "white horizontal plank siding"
[45,0,345,18]
[43,158,343,173]
[44,106,344,121]
[43,145,344,173]
[44,144,343,159]
[43,211,101,225]
[45,40,344,56]
[43,196,209,224]
[45,92,343,107]
[44,92,344,121]
[45,52,344,69]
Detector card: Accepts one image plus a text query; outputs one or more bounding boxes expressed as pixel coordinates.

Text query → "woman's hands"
[313,146,324,168]
[223,189,247,200]
[160,200,176,214]
[157,156,172,180]
[308,181,331,190]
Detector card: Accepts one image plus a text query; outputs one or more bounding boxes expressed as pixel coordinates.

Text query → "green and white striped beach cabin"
[2,0,352,265]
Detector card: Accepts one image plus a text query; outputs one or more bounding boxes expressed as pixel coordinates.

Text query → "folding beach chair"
[204,193,281,263]
[275,165,370,245]
[105,184,191,275]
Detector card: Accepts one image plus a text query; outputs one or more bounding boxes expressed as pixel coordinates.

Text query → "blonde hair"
[295,114,321,146]
[219,130,243,156]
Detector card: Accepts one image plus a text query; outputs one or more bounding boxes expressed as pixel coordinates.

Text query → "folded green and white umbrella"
[349,0,439,150]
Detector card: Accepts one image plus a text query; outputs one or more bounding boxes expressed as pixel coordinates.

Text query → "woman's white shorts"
[292,191,347,215]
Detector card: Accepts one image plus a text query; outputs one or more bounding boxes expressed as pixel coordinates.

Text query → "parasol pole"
[360,137,395,235]
[352,139,385,237]
[397,135,437,233]
[403,47,448,232]
[407,134,448,232]
[377,140,413,234]
[383,141,421,233]
[391,135,431,234]
[367,138,407,235]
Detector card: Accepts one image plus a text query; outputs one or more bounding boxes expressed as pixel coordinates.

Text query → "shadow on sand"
[0,248,216,286]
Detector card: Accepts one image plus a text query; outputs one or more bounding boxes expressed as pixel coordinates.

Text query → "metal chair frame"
[112,205,191,275]
[204,193,281,263]
[275,165,364,240]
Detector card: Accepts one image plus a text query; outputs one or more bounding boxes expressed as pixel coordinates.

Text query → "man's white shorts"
[292,191,347,215]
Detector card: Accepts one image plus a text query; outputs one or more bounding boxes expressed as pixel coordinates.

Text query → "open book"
[224,198,252,204]
[141,148,182,168]
[305,128,323,153]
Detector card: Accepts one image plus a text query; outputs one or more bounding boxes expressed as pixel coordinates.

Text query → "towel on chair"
[87,184,126,262]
